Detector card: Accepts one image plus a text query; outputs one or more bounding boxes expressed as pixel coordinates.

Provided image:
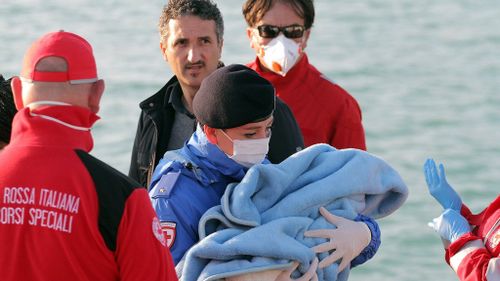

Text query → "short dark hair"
[242,0,315,30]
[159,0,224,44]
[0,75,17,144]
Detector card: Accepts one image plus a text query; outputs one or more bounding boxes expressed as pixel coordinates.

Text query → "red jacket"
[247,55,366,150]
[445,195,500,280]
[0,106,177,281]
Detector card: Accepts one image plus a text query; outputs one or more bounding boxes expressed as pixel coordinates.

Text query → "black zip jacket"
[128,76,304,188]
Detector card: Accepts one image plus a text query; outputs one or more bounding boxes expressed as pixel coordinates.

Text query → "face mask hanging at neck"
[220,130,270,168]
[259,34,302,76]
[26,100,92,131]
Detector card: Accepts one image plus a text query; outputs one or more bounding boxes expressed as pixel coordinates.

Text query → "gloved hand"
[423,158,462,210]
[275,257,319,281]
[304,207,371,272]
[428,209,471,243]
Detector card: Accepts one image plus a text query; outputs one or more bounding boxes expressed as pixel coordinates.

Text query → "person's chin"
[181,75,203,89]
[186,70,208,81]
[184,67,201,78]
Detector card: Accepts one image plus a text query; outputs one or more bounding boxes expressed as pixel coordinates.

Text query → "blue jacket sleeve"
[150,172,198,264]
[350,214,381,267]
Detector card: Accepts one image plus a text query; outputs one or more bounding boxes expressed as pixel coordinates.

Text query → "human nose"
[187,46,201,62]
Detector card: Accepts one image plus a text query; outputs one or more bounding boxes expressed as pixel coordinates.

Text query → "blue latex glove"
[428,209,470,243]
[423,158,462,210]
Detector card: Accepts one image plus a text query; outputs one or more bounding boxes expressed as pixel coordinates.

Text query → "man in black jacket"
[129,0,304,188]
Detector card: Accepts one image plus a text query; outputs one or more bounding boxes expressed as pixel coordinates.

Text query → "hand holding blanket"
[180,144,409,281]
[305,207,371,271]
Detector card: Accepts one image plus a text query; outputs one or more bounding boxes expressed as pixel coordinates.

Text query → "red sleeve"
[445,235,492,281]
[331,92,367,151]
[443,202,498,281]
[115,188,177,281]
[461,204,486,227]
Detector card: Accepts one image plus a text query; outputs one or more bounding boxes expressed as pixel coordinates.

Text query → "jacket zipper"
[484,217,500,245]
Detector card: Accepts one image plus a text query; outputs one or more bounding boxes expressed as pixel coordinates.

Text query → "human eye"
[284,25,305,39]
[200,37,212,45]
[257,25,279,38]
[174,38,188,47]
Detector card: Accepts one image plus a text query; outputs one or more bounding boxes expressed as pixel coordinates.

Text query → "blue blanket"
[179,144,409,281]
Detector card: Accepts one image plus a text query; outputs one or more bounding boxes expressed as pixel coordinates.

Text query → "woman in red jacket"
[424,158,499,281]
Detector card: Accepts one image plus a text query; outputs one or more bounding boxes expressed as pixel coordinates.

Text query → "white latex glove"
[275,257,319,281]
[428,209,471,243]
[304,207,371,272]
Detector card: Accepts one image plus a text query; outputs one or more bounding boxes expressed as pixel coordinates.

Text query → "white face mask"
[220,130,270,168]
[259,34,301,76]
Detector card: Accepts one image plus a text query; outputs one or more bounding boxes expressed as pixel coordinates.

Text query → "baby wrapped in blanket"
[178,144,409,281]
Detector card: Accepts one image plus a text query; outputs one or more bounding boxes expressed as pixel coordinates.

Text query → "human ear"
[88,79,105,113]
[301,29,312,51]
[160,41,168,62]
[10,77,25,110]
[218,39,224,59]
[204,125,218,144]
[246,27,258,49]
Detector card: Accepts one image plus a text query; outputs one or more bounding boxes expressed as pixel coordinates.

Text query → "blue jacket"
[150,128,382,268]
[179,144,409,281]
[149,126,248,263]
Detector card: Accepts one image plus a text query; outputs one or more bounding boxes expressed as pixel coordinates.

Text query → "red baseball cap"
[21,30,98,84]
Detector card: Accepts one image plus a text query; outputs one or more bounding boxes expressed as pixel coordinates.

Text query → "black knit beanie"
[193,64,275,129]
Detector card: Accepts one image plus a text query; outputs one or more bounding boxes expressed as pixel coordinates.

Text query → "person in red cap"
[0,31,177,281]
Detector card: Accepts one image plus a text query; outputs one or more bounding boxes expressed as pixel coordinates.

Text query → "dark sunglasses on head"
[256,24,305,39]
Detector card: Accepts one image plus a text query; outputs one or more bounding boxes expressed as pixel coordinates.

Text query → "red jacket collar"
[10,106,99,152]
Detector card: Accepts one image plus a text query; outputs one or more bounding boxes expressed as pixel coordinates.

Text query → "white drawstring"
[29,112,91,131]
[27,101,92,132]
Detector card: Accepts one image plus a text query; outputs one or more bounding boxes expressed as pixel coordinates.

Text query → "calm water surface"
[1,1,500,280]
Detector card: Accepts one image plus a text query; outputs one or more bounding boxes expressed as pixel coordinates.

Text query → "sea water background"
[1,0,499,280]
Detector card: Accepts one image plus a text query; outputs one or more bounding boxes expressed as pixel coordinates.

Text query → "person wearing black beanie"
[0,75,17,150]
[129,0,304,189]
[194,64,275,168]
[149,64,277,264]
[149,64,381,280]
[193,64,275,130]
